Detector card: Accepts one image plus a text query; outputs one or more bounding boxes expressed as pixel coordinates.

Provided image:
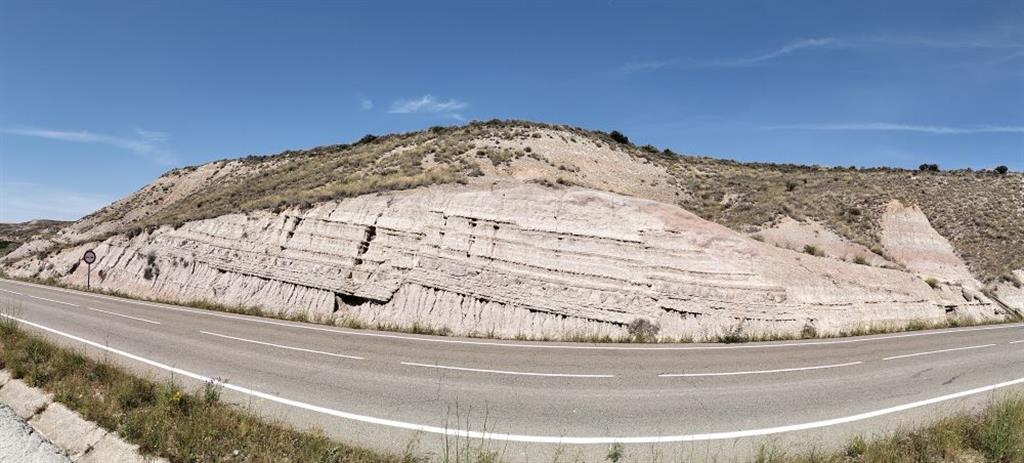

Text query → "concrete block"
[77,434,149,463]
[0,379,52,419]
[30,402,106,458]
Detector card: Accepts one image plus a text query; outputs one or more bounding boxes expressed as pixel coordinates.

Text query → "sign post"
[82,250,96,290]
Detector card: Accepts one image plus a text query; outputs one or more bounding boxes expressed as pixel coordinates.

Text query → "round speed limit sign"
[83,250,96,265]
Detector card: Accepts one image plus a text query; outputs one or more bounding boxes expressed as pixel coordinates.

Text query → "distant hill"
[4,120,1021,340]
[0,219,69,256]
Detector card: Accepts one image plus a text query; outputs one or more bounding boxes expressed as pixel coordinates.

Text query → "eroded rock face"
[880,200,979,286]
[6,183,1007,340]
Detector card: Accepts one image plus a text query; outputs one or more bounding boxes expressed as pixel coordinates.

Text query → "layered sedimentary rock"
[5,183,1006,340]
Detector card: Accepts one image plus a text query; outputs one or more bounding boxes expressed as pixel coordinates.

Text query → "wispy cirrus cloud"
[762,122,1024,134]
[704,38,835,67]
[0,127,178,165]
[388,95,468,120]
[619,34,1024,73]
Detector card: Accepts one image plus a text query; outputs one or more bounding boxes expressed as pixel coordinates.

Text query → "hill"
[3,120,1022,340]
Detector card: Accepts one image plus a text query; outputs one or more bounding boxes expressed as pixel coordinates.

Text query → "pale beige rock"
[29,403,107,458]
[7,183,1009,340]
[752,216,891,267]
[0,379,53,419]
[880,200,977,286]
[0,370,9,386]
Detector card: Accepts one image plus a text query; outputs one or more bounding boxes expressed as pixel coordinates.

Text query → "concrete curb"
[0,370,167,463]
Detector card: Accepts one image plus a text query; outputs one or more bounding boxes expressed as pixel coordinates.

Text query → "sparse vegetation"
[803,244,824,257]
[0,317,419,463]
[926,277,941,289]
[11,120,1024,284]
[757,394,1024,462]
[626,318,659,342]
[994,165,1009,175]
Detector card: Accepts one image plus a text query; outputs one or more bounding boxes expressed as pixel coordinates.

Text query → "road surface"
[0,278,1022,462]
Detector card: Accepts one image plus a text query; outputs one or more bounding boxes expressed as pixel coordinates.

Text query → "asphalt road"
[1,278,1022,462]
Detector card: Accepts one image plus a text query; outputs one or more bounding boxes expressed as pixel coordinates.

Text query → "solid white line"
[200,331,364,360]
[883,344,996,361]
[400,362,614,378]
[86,307,161,325]
[659,361,863,377]
[2,312,1023,445]
[3,278,1024,351]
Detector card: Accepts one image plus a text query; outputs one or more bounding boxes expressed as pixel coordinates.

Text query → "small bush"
[785,180,798,192]
[853,255,869,265]
[608,130,630,145]
[803,244,823,257]
[994,165,1009,174]
[919,163,940,172]
[626,318,660,342]
[926,277,940,289]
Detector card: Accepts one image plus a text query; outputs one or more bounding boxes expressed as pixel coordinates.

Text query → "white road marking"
[2,312,1023,445]
[201,331,364,360]
[25,294,79,307]
[1010,340,1024,344]
[0,288,23,295]
[883,344,996,361]
[3,278,1024,351]
[659,361,863,377]
[400,362,614,378]
[86,307,161,325]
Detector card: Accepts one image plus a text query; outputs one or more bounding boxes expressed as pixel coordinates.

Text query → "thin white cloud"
[0,127,178,165]
[0,181,112,222]
[619,34,1023,73]
[762,122,1024,134]
[704,38,835,67]
[388,95,468,120]
[619,60,676,73]
[357,95,374,110]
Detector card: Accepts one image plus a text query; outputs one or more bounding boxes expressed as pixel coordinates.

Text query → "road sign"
[83,250,96,289]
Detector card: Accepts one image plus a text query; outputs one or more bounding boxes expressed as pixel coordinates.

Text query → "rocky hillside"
[3,120,1022,340]
[0,220,68,257]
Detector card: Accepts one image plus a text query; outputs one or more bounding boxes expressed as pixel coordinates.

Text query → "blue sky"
[1,1,1022,222]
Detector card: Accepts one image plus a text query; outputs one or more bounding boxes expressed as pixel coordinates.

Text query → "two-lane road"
[1,278,1022,461]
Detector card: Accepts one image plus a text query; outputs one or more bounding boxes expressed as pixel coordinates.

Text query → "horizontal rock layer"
[6,183,1009,340]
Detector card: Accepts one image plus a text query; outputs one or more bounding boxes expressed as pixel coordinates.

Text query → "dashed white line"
[86,307,161,325]
[0,288,23,295]
[27,294,79,307]
[3,278,1024,351]
[2,312,1023,445]
[400,362,614,378]
[1010,340,1024,344]
[201,331,364,360]
[883,344,996,361]
[659,361,863,377]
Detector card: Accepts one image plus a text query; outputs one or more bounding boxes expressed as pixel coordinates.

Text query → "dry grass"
[755,396,1024,463]
[0,316,419,463]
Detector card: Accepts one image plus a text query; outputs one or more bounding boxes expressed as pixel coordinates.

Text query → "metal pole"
[87,263,91,290]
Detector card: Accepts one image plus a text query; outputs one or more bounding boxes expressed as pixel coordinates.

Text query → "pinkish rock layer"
[4,184,1007,340]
